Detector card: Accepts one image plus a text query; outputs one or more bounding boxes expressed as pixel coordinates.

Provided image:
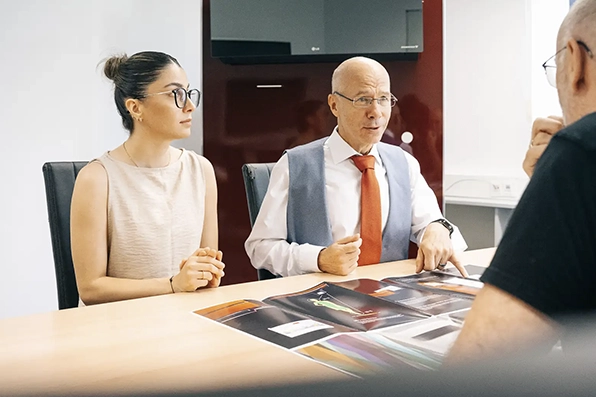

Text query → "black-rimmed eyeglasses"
[143,87,201,109]
[333,91,398,108]
[542,40,593,88]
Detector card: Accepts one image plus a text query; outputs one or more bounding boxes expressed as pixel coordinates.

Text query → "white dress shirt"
[245,128,467,277]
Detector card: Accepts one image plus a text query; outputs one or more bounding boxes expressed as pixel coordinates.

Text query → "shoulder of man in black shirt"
[444,112,596,366]
[554,111,596,151]
[482,111,596,319]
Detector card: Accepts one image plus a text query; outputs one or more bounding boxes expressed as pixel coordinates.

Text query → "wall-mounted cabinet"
[210,0,423,64]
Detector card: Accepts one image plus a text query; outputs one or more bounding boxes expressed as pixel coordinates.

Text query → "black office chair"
[42,161,88,309]
[241,163,279,281]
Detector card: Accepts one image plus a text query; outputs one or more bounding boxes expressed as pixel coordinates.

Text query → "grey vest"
[286,137,412,262]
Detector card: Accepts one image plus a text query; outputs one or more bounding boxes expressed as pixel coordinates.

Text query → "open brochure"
[194,265,485,377]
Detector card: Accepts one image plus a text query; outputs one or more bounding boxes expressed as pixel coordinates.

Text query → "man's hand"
[523,116,564,177]
[318,234,362,276]
[416,223,468,277]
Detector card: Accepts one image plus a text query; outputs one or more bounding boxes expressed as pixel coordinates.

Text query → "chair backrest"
[42,161,88,309]
[241,163,278,281]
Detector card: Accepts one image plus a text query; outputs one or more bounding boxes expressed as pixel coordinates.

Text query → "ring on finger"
[200,270,204,279]
[437,263,447,270]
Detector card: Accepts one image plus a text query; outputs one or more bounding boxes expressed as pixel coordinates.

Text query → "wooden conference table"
[0,248,495,396]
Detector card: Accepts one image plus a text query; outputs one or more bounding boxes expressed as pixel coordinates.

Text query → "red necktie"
[351,155,382,266]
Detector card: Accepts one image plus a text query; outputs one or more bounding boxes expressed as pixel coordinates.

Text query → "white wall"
[0,0,202,319]
[443,0,570,249]
[530,0,568,120]
[444,0,532,179]
[443,0,569,196]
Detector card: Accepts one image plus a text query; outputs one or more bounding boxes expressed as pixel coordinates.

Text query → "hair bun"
[103,54,129,82]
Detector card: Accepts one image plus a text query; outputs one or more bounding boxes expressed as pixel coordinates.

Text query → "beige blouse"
[95,149,205,279]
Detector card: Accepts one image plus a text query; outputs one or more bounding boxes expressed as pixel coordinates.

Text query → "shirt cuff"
[298,243,326,274]
[450,226,468,252]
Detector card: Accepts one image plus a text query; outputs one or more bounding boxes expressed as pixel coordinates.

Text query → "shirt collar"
[327,126,382,166]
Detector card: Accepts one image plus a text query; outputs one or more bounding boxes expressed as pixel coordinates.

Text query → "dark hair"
[103,51,181,132]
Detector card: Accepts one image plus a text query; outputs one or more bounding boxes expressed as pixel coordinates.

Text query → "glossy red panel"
[202,0,443,285]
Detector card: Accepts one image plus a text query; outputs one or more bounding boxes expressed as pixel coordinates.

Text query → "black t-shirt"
[481,112,596,321]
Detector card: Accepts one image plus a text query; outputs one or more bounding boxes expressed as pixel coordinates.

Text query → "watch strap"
[431,218,454,238]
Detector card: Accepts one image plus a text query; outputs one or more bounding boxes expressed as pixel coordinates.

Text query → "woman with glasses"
[70,51,224,305]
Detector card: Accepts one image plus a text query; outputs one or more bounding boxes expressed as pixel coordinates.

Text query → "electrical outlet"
[501,182,514,197]
[444,174,529,202]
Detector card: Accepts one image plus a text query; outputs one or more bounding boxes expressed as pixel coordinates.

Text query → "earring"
[136,117,143,123]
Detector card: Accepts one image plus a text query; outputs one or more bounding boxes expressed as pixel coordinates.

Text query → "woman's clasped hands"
[171,247,225,292]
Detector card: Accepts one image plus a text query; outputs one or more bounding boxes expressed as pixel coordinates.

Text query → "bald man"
[447,0,596,363]
[245,56,467,277]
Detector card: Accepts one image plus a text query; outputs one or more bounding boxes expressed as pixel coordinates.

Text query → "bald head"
[558,0,596,47]
[331,57,390,93]
[555,0,596,125]
[327,56,393,154]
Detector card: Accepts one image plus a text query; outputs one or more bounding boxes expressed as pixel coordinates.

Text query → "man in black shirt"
[447,0,596,362]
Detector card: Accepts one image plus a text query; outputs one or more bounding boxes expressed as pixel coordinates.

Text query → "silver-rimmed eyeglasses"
[143,87,201,109]
[333,91,397,108]
[542,40,593,88]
